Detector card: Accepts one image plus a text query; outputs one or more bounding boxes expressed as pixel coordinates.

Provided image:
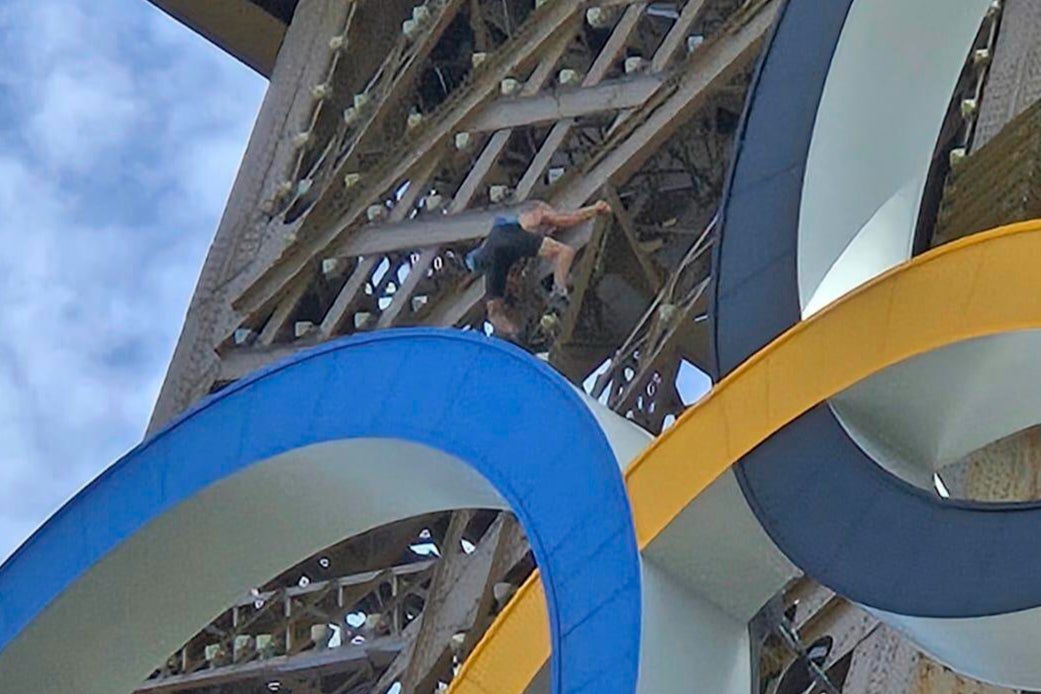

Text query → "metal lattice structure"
[150,0,772,428]
[145,2,769,691]
[140,0,1041,692]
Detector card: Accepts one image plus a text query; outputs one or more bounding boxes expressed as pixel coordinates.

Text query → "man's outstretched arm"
[521,200,612,231]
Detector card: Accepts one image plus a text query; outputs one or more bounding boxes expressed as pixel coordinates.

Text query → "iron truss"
[142,0,926,691]
[144,0,1020,690]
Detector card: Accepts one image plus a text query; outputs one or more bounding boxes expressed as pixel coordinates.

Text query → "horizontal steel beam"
[230,561,436,610]
[466,75,663,133]
[425,0,780,330]
[135,636,404,693]
[557,0,779,210]
[215,0,777,385]
[232,0,587,318]
[335,207,515,256]
[304,4,778,263]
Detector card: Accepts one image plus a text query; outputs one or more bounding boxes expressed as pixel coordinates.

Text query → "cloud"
[0,0,265,562]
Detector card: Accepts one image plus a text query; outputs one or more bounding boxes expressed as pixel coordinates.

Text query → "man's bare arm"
[521,200,612,231]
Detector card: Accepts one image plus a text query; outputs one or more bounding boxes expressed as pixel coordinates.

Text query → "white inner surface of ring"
[797,0,990,317]
[831,331,1041,490]
[0,392,650,694]
[0,439,505,694]
[824,331,1041,690]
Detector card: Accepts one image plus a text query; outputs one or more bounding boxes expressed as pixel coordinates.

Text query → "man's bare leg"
[538,237,576,296]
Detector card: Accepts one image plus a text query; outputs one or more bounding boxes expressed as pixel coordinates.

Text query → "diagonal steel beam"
[216,0,776,381]
[426,0,779,332]
[397,510,474,690]
[258,275,311,345]
[515,2,647,198]
[149,0,364,431]
[375,31,575,328]
[652,0,711,72]
[448,26,576,214]
[371,513,527,693]
[383,5,648,329]
[604,185,661,290]
[336,0,466,173]
[376,247,440,327]
[313,153,440,337]
[378,3,648,329]
[605,0,713,136]
[233,0,589,319]
[556,0,778,210]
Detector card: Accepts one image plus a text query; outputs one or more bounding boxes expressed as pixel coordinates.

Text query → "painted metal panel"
[456,220,1041,691]
[0,329,640,694]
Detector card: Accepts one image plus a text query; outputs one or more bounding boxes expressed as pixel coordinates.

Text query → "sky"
[0,0,265,562]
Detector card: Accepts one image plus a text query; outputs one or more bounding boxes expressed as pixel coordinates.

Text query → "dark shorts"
[481,221,543,298]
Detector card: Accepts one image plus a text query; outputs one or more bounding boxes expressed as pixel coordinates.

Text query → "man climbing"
[465,199,612,338]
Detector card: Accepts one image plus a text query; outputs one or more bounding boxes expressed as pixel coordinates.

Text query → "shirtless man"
[465,200,612,337]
